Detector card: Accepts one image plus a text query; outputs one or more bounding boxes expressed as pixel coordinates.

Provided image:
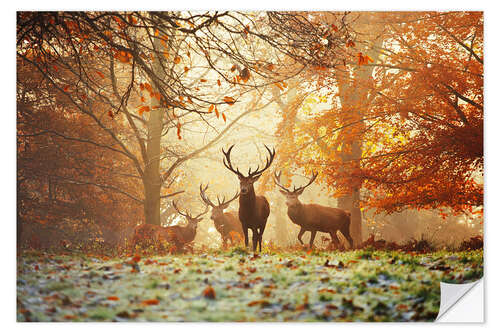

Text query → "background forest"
[17,11,483,253]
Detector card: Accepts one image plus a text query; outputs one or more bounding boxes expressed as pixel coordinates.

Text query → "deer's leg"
[258,222,266,252]
[259,232,263,252]
[309,230,317,248]
[330,231,341,249]
[243,228,249,248]
[251,228,258,252]
[343,229,354,249]
[297,228,306,245]
[255,228,261,252]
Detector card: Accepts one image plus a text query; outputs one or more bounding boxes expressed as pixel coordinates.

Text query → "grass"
[17,248,483,322]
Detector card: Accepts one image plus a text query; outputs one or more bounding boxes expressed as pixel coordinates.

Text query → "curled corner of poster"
[436,278,484,322]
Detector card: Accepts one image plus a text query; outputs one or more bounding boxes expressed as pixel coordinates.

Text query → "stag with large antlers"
[222,144,275,252]
[199,184,243,248]
[274,171,353,249]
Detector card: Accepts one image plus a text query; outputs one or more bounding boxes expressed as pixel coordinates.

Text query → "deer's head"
[274,171,318,206]
[199,184,239,221]
[222,144,276,195]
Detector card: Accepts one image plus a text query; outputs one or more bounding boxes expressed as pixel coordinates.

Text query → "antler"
[222,145,245,178]
[193,203,209,219]
[218,190,240,207]
[172,200,190,218]
[200,183,239,208]
[294,172,318,193]
[248,145,276,178]
[273,170,291,193]
[199,183,216,208]
[273,171,318,193]
[222,144,276,179]
[173,200,209,220]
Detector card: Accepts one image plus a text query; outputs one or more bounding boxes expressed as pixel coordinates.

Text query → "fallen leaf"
[247,300,270,307]
[202,285,216,299]
[141,299,159,306]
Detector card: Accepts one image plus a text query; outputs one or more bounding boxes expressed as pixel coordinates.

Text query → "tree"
[274,12,483,235]
[268,12,382,245]
[17,11,355,232]
[360,12,483,216]
[17,61,143,249]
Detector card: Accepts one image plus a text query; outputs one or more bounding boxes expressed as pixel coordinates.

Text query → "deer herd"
[132,145,353,252]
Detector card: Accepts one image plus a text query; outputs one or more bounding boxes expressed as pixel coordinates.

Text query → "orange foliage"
[280,12,483,216]
[17,60,143,250]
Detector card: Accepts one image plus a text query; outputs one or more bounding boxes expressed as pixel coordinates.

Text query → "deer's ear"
[221,203,230,210]
[279,189,288,195]
[296,188,305,195]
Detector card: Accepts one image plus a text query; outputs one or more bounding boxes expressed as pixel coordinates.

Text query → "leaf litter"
[17,248,482,322]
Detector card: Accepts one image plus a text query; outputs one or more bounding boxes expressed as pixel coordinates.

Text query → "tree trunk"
[272,78,300,247]
[272,192,289,247]
[143,94,163,225]
[143,26,171,226]
[336,15,384,246]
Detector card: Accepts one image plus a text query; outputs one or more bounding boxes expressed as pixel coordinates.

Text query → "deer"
[168,200,209,250]
[199,183,243,248]
[222,144,275,252]
[273,171,353,249]
[131,201,208,252]
[131,224,170,251]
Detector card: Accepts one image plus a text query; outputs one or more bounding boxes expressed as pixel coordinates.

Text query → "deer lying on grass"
[132,201,208,251]
[199,184,243,248]
[222,144,275,252]
[274,171,353,249]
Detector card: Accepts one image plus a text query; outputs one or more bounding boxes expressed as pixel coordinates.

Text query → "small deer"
[222,144,275,252]
[131,224,173,251]
[168,200,209,250]
[199,183,243,248]
[274,171,353,249]
[132,201,208,251]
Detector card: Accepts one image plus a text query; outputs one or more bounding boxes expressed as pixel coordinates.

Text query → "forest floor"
[17,248,483,322]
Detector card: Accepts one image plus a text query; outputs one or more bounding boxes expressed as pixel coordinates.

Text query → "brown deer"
[199,184,243,248]
[131,224,173,251]
[274,171,353,249]
[168,200,209,250]
[222,144,275,252]
[131,201,208,251]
